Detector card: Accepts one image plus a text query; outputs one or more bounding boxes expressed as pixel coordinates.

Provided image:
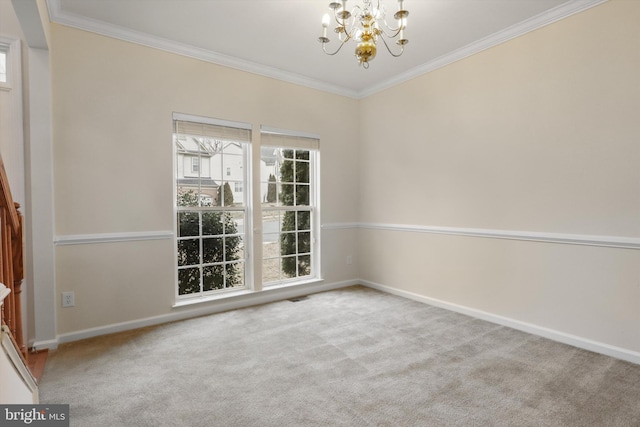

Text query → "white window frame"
[0,49,7,84]
[172,116,322,304]
[173,113,253,301]
[0,37,20,92]
[260,127,321,287]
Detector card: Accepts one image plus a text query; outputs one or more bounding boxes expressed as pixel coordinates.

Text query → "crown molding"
[47,0,607,100]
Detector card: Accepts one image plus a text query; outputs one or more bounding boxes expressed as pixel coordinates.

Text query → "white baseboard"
[33,279,357,349]
[30,338,60,352]
[34,277,640,366]
[360,279,640,366]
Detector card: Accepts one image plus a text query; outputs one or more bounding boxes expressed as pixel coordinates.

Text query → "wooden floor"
[28,349,48,383]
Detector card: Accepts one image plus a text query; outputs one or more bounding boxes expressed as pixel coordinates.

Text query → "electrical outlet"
[346,255,352,265]
[62,291,75,308]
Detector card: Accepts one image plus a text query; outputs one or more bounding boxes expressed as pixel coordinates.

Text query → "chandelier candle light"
[318,0,409,68]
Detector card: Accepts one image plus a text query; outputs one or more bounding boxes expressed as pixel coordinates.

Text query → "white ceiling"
[47,0,605,98]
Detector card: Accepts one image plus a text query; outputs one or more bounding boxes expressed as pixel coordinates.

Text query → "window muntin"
[174,118,250,298]
[261,141,318,285]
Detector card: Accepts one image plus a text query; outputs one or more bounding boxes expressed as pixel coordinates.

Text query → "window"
[260,130,319,285]
[0,50,6,83]
[173,116,320,300]
[174,115,251,298]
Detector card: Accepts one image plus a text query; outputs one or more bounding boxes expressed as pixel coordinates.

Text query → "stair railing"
[0,154,27,361]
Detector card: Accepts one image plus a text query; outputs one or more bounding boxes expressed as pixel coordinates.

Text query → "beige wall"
[358,0,640,353]
[51,24,360,334]
[48,0,640,358]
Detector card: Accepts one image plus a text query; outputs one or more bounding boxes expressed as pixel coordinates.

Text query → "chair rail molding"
[322,222,640,250]
[54,230,174,246]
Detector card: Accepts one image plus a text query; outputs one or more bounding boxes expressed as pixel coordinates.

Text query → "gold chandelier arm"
[320,37,350,56]
[378,34,406,58]
[378,26,402,39]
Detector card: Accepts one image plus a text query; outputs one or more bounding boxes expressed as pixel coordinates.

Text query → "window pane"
[226,235,243,262]
[226,262,244,288]
[281,159,294,181]
[221,211,236,234]
[281,211,295,233]
[296,161,309,183]
[228,180,244,206]
[298,232,311,254]
[203,265,224,291]
[178,211,199,237]
[296,184,309,206]
[282,256,296,279]
[178,268,200,295]
[210,152,223,181]
[295,150,309,161]
[217,181,235,207]
[297,211,310,231]
[177,188,199,208]
[263,234,279,258]
[261,147,279,206]
[203,237,224,264]
[280,184,294,206]
[177,239,199,266]
[298,255,311,277]
[202,211,222,236]
[231,238,245,261]
[228,211,245,235]
[281,232,297,256]
[262,174,277,205]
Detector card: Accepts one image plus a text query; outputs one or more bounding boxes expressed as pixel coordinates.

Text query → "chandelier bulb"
[322,14,330,27]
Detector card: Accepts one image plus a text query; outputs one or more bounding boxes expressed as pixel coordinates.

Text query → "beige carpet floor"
[40,286,640,426]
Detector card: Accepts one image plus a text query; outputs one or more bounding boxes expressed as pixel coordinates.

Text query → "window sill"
[172,278,324,309]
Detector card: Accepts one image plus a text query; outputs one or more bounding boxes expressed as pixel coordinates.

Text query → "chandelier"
[318,0,409,68]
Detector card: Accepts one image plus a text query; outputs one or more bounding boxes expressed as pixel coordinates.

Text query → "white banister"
[1,325,38,403]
